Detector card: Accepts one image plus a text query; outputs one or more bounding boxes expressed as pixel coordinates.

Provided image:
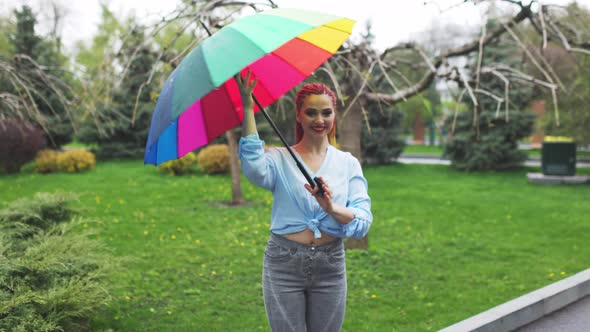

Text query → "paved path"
[397,154,590,168]
[514,296,590,332]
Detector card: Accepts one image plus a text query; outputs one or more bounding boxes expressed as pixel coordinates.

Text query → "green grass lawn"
[1,162,589,331]
[62,140,98,150]
[402,145,445,155]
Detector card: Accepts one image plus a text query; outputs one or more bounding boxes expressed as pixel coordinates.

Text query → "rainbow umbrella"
[144,8,355,188]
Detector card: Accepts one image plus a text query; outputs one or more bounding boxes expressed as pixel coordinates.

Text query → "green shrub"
[196,144,231,174]
[57,150,96,173]
[158,152,198,175]
[0,193,121,332]
[361,106,406,164]
[444,110,535,171]
[19,161,36,174]
[34,149,60,174]
[0,192,78,240]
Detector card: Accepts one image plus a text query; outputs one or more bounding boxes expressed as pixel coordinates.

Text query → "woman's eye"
[305,111,317,117]
[322,111,333,117]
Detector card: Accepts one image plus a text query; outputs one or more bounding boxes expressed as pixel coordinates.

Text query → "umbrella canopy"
[144,8,355,165]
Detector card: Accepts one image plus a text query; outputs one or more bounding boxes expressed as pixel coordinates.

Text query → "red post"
[530,100,546,149]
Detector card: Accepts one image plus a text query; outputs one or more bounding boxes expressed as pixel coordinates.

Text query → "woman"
[238,75,373,332]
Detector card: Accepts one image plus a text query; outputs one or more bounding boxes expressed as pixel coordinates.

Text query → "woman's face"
[297,94,335,140]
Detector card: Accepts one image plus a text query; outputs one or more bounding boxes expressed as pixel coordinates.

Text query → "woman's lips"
[312,126,326,133]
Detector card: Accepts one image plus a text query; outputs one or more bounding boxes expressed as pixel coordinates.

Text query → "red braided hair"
[294,83,337,145]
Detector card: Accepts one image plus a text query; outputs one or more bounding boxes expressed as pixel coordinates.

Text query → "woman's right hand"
[237,71,256,109]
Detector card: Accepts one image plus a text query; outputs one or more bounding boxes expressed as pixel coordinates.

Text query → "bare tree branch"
[546,19,590,56]
[367,4,532,104]
[320,61,346,107]
[0,54,78,140]
[474,88,504,119]
[501,21,565,122]
[457,68,479,133]
[374,51,405,100]
[538,0,548,49]
[528,45,566,91]
[416,46,437,73]
[341,61,377,119]
[474,23,487,93]
[366,70,436,104]
[437,5,532,60]
[481,67,510,116]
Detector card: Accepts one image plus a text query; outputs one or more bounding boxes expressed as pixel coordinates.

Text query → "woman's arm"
[304,177,355,225]
[341,158,373,239]
[305,157,373,239]
[326,205,355,224]
[236,73,277,191]
[239,73,257,137]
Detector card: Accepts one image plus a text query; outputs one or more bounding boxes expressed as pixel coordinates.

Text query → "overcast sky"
[2,0,589,53]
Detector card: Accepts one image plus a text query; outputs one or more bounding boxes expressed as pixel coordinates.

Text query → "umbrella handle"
[251,94,324,196]
[313,176,326,197]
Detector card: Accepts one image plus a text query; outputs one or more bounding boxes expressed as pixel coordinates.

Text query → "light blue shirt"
[238,133,372,239]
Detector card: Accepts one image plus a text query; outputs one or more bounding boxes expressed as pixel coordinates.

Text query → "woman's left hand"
[304,176,334,213]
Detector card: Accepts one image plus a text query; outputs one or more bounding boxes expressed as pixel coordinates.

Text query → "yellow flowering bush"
[196,144,231,174]
[544,136,574,142]
[34,149,60,173]
[158,152,198,175]
[56,149,96,173]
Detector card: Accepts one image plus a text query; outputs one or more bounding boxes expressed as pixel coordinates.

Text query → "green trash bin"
[542,141,576,176]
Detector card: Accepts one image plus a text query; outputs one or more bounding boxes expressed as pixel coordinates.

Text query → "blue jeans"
[263,232,347,332]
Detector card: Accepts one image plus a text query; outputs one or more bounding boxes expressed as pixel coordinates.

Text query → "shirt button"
[311,247,315,251]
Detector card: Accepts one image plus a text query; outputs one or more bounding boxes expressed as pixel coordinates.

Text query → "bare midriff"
[282,228,339,245]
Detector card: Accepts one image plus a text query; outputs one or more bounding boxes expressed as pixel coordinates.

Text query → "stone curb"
[438,268,590,332]
[527,173,590,185]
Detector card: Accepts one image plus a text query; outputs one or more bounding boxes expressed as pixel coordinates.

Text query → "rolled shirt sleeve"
[342,156,373,239]
[238,133,277,191]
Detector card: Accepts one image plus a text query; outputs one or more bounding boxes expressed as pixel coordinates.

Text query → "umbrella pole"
[252,96,324,195]
[199,20,323,194]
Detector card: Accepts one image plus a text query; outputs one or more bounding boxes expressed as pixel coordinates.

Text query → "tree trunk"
[226,129,245,205]
[345,236,368,250]
[530,100,546,149]
[413,111,425,144]
[338,99,368,250]
[338,102,363,163]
